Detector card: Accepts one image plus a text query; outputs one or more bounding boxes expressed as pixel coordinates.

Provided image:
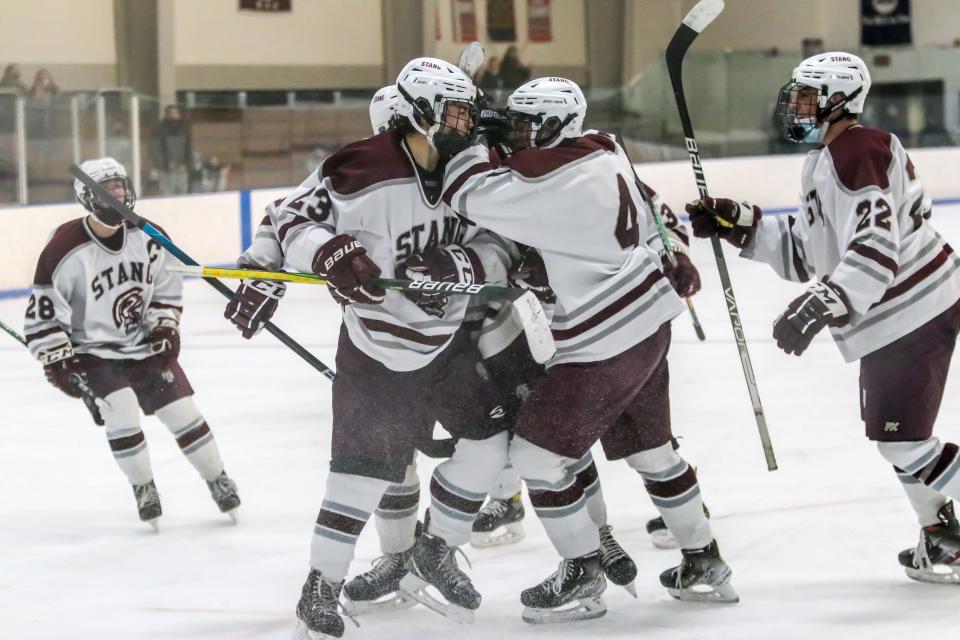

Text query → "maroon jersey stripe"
[552,269,664,342]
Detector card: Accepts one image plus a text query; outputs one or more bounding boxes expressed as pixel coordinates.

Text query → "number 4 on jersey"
[615,174,639,248]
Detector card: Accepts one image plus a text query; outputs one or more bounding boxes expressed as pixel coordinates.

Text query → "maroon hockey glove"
[685,196,762,249]
[148,325,180,360]
[662,252,701,298]
[42,346,86,399]
[773,281,849,356]
[312,234,385,305]
[508,247,555,303]
[224,277,286,339]
[404,245,485,317]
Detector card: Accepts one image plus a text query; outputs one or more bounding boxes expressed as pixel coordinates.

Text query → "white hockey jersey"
[25,218,182,362]
[443,131,686,366]
[266,129,514,372]
[742,125,960,362]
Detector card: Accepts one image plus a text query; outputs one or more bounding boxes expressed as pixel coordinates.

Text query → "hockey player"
[687,52,960,585]
[231,58,517,638]
[25,157,240,530]
[442,77,735,623]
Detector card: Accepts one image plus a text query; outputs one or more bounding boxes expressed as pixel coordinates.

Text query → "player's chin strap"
[816,85,863,123]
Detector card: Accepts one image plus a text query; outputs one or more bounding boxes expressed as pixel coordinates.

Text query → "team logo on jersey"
[489,405,506,420]
[113,287,144,334]
[160,369,175,384]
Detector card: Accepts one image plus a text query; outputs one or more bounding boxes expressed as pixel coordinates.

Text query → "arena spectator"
[150,104,192,194]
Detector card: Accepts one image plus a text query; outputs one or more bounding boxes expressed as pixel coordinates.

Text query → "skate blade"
[521,596,607,624]
[470,522,525,549]
[904,565,960,585]
[145,518,160,533]
[667,581,739,604]
[399,573,475,624]
[292,619,338,640]
[622,581,638,599]
[344,591,417,615]
[650,530,680,550]
[227,508,239,525]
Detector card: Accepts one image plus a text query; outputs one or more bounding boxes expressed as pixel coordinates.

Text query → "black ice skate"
[294,568,353,640]
[659,540,738,603]
[206,471,240,523]
[646,503,711,550]
[343,547,417,614]
[599,524,637,597]
[132,480,161,531]
[470,493,525,548]
[899,501,960,584]
[399,532,480,624]
[521,551,607,624]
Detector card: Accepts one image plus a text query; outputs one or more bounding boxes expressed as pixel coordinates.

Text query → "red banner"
[239,0,291,11]
[453,0,478,42]
[527,0,552,42]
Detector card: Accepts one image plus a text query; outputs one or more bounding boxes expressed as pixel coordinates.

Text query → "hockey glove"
[41,343,86,399]
[148,324,180,360]
[508,247,555,303]
[773,281,849,356]
[404,245,485,317]
[225,276,286,339]
[685,196,762,249]
[662,251,701,298]
[313,234,385,306]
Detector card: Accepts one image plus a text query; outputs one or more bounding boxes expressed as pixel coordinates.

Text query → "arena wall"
[3,147,959,297]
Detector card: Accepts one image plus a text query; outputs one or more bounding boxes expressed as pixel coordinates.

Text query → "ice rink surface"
[4,207,960,640]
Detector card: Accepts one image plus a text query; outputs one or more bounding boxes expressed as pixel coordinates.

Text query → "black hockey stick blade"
[664,1,778,471]
[69,164,336,381]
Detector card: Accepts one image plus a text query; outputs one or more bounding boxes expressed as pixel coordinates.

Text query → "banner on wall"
[239,0,291,11]
[527,0,552,43]
[487,0,517,42]
[861,0,911,46]
[453,0,478,42]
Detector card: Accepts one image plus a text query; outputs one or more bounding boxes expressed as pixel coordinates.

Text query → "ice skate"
[343,547,417,614]
[471,493,525,548]
[599,524,637,597]
[132,480,161,531]
[521,551,607,624]
[206,471,241,523]
[659,540,738,603]
[899,501,960,584]
[399,532,480,624]
[294,568,353,640]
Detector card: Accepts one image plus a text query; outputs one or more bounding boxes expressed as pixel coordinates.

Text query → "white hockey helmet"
[73,157,135,228]
[369,84,400,134]
[506,77,587,150]
[776,51,871,143]
[395,57,478,157]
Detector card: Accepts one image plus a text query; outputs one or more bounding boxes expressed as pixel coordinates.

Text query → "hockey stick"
[0,317,111,414]
[666,0,777,471]
[614,132,706,341]
[68,164,336,381]
[166,264,557,365]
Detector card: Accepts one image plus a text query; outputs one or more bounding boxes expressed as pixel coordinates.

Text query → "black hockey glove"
[685,196,762,249]
[662,252,701,298]
[313,234,385,306]
[773,281,849,356]
[225,274,286,339]
[41,343,86,399]
[404,245,485,317]
[508,247,555,303]
[148,324,180,360]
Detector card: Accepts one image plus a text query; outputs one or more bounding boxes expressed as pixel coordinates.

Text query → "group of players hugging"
[25,48,960,638]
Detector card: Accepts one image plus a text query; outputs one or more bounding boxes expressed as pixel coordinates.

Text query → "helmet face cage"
[436,96,478,141]
[80,176,136,227]
[776,81,821,143]
[506,111,573,150]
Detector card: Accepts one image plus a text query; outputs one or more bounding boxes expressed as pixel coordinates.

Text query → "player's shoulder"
[823,125,895,191]
[320,130,415,196]
[504,132,617,179]
[35,218,95,284]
